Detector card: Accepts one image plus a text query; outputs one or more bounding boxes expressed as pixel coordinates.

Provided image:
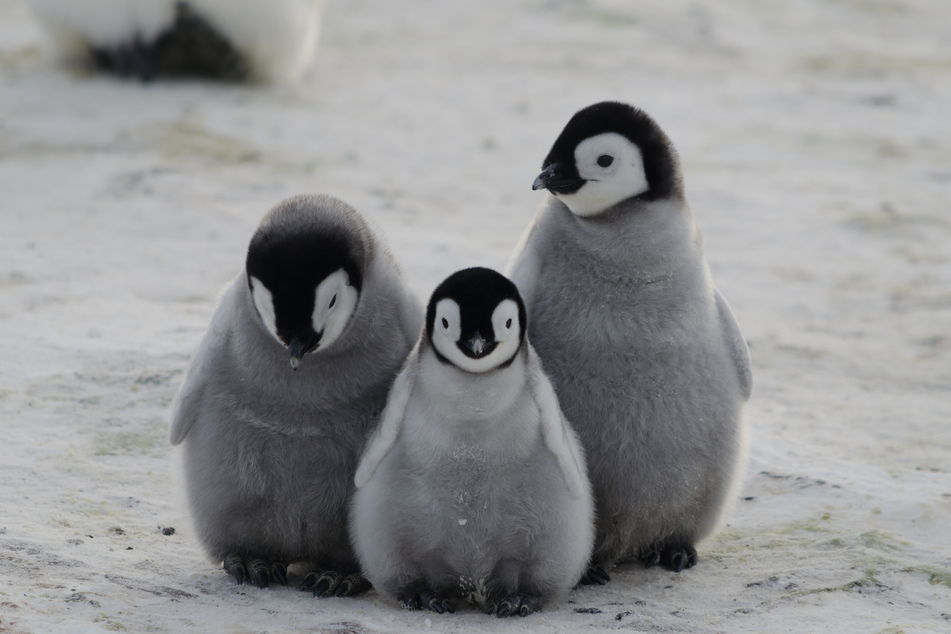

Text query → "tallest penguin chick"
[506,102,752,578]
[170,194,422,594]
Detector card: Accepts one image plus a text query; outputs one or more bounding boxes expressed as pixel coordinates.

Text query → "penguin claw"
[687,546,699,568]
[333,572,372,597]
[397,585,452,613]
[223,554,287,588]
[579,564,611,585]
[249,557,270,588]
[223,553,246,585]
[493,592,542,618]
[270,562,288,587]
[300,568,339,597]
[662,544,698,573]
[420,590,454,614]
[643,542,698,572]
[300,568,370,598]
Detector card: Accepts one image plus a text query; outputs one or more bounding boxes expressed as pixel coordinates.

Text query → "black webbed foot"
[333,572,372,597]
[487,592,543,618]
[642,542,698,573]
[299,568,371,598]
[579,564,611,586]
[223,553,287,588]
[396,583,454,614]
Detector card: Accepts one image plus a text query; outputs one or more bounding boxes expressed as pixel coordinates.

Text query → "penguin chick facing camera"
[25,0,326,82]
[350,267,594,618]
[507,101,752,580]
[169,194,423,595]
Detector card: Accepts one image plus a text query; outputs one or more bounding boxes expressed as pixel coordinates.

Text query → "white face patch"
[556,132,649,217]
[249,276,282,344]
[431,298,521,374]
[312,268,359,351]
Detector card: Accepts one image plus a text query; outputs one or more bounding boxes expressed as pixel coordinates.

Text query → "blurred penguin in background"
[24,0,326,82]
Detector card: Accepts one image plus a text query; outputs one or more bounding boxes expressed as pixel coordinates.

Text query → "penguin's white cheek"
[491,299,520,342]
[431,300,462,361]
[563,132,649,216]
[250,276,282,345]
[314,279,358,350]
[488,299,521,365]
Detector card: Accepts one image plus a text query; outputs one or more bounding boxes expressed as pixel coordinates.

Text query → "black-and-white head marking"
[426,267,526,374]
[246,203,364,370]
[532,101,683,216]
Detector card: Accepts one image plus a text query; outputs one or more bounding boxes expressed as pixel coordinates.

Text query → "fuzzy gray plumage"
[507,103,752,575]
[170,194,422,590]
[350,270,593,617]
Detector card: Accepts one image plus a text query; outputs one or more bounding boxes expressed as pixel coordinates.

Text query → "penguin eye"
[597,154,614,168]
[329,294,336,308]
[441,317,449,329]
[505,318,512,329]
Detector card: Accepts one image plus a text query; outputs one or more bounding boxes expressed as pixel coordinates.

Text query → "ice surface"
[1,0,949,632]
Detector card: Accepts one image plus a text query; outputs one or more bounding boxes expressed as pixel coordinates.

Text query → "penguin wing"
[354,351,418,488]
[169,283,239,446]
[397,289,424,347]
[504,226,543,316]
[715,288,752,401]
[168,323,226,446]
[528,346,588,498]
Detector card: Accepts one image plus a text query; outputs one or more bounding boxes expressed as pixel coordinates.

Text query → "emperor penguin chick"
[351,267,594,617]
[24,0,326,82]
[506,102,752,579]
[170,194,422,595]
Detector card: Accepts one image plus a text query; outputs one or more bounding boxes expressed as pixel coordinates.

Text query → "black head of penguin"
[534,101,684,202]
[426,267,526,371]
[246,207,363,363]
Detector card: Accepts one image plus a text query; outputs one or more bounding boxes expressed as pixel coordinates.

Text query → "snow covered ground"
[1,0,950,631]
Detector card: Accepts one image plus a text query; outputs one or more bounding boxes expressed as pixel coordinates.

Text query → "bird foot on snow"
[299,568,371,597]
[642,542,698,573]
[486,592,544,618]
[396,584,455,614]
[223,553,287,588]
[578,564,612,585]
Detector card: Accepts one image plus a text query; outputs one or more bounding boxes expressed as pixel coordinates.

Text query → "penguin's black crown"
[246,197,365,351]
[540,101,683,201]
[426,267,527,368]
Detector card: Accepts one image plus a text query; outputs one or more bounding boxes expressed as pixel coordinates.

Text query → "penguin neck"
[417,342,530,434]
[552,195,703,281]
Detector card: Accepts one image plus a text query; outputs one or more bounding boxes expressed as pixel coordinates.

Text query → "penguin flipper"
[528,346,587,498]
[169,322,228,446]
[714,288,752,401]
[354,352,418,488]
[397,287,424,347]
[504,229,542,316]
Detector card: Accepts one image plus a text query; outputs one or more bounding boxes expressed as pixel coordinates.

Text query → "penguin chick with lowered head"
[506,101,752,580]
[351,267,594,617]
[170,194,422,595]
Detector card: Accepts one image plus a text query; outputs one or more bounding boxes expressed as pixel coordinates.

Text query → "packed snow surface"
[1,0,950,632]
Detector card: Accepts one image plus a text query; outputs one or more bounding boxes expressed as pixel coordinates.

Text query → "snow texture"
[1,0,950,632]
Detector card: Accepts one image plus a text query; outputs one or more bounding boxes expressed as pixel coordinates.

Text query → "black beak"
[288,338,306,371]
[287,332,322,370]
[532,163,585,194]
[460,331,498,359]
